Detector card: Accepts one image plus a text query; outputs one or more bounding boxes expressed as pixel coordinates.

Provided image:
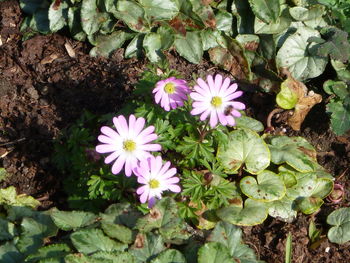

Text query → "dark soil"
[0,1,349,262]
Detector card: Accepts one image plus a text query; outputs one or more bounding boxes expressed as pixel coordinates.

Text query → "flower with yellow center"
[96,115,161,177]
[135,155,181,208]
[153,77,190,111]
[190,74,246,128]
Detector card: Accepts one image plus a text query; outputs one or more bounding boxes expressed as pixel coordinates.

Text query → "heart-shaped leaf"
[150,249,186,263]
[248,0,280,23]
[294,196,323,214]
[217,128,270,174]
[130,233,165,262]
[268,197,297,222]
[268,136,317,172]
[139,0,180,21]
[216,199,268,226]
[198,242,232,263]
[100,203,142,228]
[101,222,134,244]
[81,0,109,35]
[235,115,264,132]
[89,31,132,57]
[276,26,328,81]
[48,0,68,32]
[50,209,97,231]
[327,207,350,244]
[289,5,325,21]
[115,1,149,32]
[174,32,203,64]
[240,170,286,202]
[254,8,291,34]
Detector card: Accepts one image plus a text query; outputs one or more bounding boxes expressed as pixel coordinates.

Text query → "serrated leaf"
[276,26,328,81]
[248,0,280,23]
[327,101,350,135]
[198,242,232,263]
[70,228,127,254]
[101,222,134,244]
[217,198,268,226]
[217,128,270,174]
[92,251,136,263]
[65,254,101,263]
[327,207,350,244]
[174,32,203,64]
[115,1,149,32]
[208,222,262,262]
[268,136,317,172]
[240,170,286,202]
[26,244,71,262]
[139,0,180,21]
[50,209,97,231]
[81,0,109,35]
[90,31,132,57]
[130,233,166,262]
[48,0,68,32]
[150,249,186,263]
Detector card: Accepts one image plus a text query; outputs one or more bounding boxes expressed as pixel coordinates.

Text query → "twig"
[266,108,284,129]
[336,168,349,181]
[0,137,26,147]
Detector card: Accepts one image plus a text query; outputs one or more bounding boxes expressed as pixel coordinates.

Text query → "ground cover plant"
[0,0,350,262]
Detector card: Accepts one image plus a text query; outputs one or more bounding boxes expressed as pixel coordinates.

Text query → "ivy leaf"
[139,0,180,21]
[327,207,350,244]
[50,209,97,231]
[150,249,186,263]
[216,199,268,226]
[198,242,232,263]
[174,32,203,64]
[48,0,68,32]
[248,0,280,23]
[217,128,270,174]
[208,221,264,262]
[276,26,328,81]
[268,136,317,172]
[240,170,286,202]
[70,228,127,254]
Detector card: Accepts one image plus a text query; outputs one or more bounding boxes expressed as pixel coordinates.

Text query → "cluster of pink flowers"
[96,74,245,207]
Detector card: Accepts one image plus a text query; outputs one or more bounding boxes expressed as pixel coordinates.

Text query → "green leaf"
[65,254,101,263]
[100,203,142,228]
[68,7,86,41]
[0,218,16,241]
[20,0,49,15]
[115,1,149,32]
[208,221,263,262]
[174,32,203,64]
[276,26,328,81]
[231,0,255,34]
[215,10,233,34]
[240,170,286,202]
[254,8,291,34]
[150,249,186,263]
[0,186,40,208]
[92,251,136,263]
[327,101,350,135]
[70,228,127,254]
[26,244,71,262]
[139,0,180,21]
[125,34,145,58]
[323,80,349,98]
[267,197,297,222]
[268,136,317,172]
[198,242,232,263]
[200,29,220,51]
[0,241,24,263]
[90,31,132,57]
[130,233,166,262]
[29,9,51,34]
[289,5,325,21]
[327,207,350,244]
[143,33,164,62]
[294,196,323,214]
[248,0,280,23]
[276,80,298,110]
[217,198,268,226]
[81,0,109,35]
[235,115,264,132]
[48,0,68,32]
[217,128,270,174]
[101,222,134,244]
[50,209,97,231]
[285,233,292,263]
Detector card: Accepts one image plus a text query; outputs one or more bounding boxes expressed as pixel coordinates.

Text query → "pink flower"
[95,115,161,177]
[190,74,246,128]
[153,77,190,111]
[134,155,181,208]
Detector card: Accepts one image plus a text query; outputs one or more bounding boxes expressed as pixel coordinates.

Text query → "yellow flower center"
[211,96,222,108]
[149,179,160,189]
[123,140,136,152]
[164,83,176,94]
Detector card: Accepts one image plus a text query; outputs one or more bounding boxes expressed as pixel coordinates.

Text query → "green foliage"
[0,197,263,263]
[327,207,350,244]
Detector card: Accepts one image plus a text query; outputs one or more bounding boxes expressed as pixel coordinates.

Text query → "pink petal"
[200,109,211,121]
[214,74,223,92]
[231,110,242,117]
[158,161,171,175]
[105,151,121,164]
[155,90,163,104]
[98,135,117,145]
[218,112,228,126]
[101,126,120,139]
[138,126,155,138]
[226,115,236,126]
[219,77,231,94]
[191,107,207,115]
[139,144,161,151]
[190,92,206,101]
[224,91,243,101]
[113,116,127,137]
[162,167,177,179]
[148,197,157,208]
[137,176,148,184]
[193,101,208,108]
[165,177,180,184]
[152,156,163,175]
[133,117,146,137]
[111,155,126,174]
[137,185,147,195]
[96,144,117,153]
[223,83,238,96]
[197,78,211,93]
[124,157,133,177]
[209,111,218,128]
[140,188,150,203]
[207,75,215,94]
[231,101,246,110]
[168,184,181,193]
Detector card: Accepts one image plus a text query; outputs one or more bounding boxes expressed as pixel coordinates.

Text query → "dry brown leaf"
[40,54,59,65]
[64,42,76,58]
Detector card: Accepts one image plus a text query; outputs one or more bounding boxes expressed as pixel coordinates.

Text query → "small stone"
[27,87,39,100]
